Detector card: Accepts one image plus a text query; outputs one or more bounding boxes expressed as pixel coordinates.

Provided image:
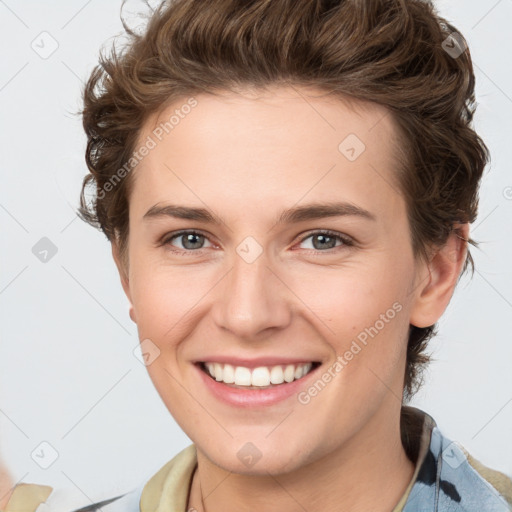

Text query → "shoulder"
[71,445,197,511]
[1,482,144,512]
[458,445,512,509]
[410,424,512,511]
[1,446,196,512]
[69,483,144,512]
[436,428,512,510]
[70,445,197,511]
[1,483,52,511]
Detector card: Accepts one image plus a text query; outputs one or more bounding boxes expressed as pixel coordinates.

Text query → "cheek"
[128,255,215,347]
[291,253,413,379]
[290,251,412,329]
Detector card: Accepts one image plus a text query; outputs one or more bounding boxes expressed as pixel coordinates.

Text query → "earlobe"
[409,224,469,328]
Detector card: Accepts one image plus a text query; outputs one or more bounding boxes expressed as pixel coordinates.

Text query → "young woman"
[3,0,511,510]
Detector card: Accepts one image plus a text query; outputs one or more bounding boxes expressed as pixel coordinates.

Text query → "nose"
[211,243,292,340]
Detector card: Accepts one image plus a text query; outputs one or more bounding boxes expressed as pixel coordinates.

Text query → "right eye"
[161,230,215,254]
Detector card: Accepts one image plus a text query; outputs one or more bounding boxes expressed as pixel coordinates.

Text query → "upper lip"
[195,356,321,369]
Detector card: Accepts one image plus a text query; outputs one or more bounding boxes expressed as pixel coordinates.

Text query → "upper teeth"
[204,362,314,387]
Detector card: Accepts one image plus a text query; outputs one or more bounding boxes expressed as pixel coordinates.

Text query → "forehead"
[131,86,405,224]
[145,86,397,156]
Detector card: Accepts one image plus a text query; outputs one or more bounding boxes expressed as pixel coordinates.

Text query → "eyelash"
[159,229,354,256]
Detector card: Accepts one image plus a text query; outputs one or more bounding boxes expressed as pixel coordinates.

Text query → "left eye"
[163,231,213,252]
[297,231,352,251]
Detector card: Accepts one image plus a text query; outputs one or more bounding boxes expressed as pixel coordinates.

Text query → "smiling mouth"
[198,361,321,389]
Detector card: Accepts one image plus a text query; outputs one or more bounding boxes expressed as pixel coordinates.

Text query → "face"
[115,86,443,475]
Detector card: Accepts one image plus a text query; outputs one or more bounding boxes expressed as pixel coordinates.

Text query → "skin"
[0,461,12,509]
[112,86,469,512]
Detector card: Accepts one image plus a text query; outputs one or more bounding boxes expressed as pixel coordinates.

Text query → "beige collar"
[140,444,198,512]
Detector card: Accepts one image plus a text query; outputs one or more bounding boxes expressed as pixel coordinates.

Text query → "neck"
[188,401,416,512]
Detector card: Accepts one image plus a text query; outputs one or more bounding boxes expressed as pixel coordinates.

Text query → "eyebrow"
[143,201,376,226]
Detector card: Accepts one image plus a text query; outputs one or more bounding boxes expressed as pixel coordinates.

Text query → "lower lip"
[195,363,320,408]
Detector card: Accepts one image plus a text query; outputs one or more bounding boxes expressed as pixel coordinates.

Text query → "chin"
[198,437,313,476]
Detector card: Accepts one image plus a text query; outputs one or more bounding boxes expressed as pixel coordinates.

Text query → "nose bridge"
[211,237,291,337]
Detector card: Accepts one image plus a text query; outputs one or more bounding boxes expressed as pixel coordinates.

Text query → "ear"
[409,223,469,328]
[111,242,137,323]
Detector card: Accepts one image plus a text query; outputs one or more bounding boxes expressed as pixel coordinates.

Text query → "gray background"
[0,0,511,503]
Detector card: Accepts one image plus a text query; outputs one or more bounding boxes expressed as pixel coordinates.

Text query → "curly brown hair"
[79,0,489,403]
